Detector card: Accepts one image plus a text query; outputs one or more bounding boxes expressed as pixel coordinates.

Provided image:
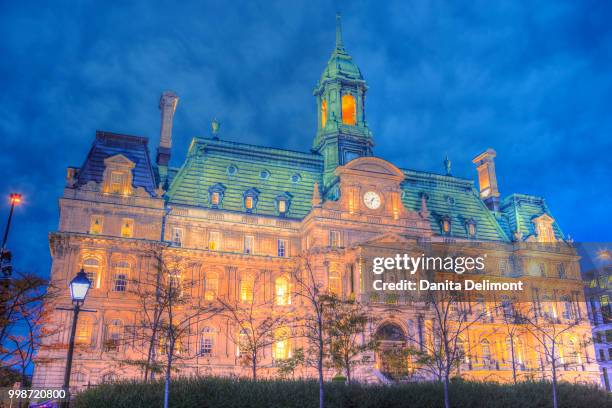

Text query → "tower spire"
[335,13,344,51]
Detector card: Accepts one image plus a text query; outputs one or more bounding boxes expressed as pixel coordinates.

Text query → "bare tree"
[407,281,487,408]
[218,270,289,380]
[290,251,328,408]
[519,302,587,408]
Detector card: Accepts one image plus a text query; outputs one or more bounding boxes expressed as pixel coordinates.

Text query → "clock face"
[363,191,382,210]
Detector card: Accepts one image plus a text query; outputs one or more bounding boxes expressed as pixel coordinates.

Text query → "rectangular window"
[200,337,213,355]
[110,171,125,194]
[121,218,134,238]
[240,274,254,303]
[244,235,254,254]
[209,231,220,251]
[211,192,220,206]
[278,200,286,213]
[171,227,183,247]
[245,196,254,210]
[277,239,287,257]
[557,263,566,279]
[90,215,103,235]
[329,230,341,248]
[113,274,128,292]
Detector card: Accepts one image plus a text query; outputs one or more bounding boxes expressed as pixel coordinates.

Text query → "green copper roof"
[166,137,323,219]
[401,169,511,242]
[319,15,363,84]
[499,194,565,241]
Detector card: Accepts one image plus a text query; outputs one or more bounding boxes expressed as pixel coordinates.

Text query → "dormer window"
[441,216,451,235]
[101,154,135,196]
[227,164,238,176]
[291,173,301,183]
[465,219,477,238]
[211,192,220,205]
[260,170,270,180]
[243,188,259,213]
[533,214,556,243]
[208,183,226,209]
[275,193,292,217]
[121,218,134,238]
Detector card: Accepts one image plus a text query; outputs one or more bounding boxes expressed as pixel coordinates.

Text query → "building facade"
[33,17,600,389]
[584,264,612,390]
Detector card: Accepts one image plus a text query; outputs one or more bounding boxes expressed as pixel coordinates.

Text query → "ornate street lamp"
[61,269,91,407]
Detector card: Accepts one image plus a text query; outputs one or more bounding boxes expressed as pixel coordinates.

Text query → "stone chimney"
[156,91,179,166]
[472,148,500,211]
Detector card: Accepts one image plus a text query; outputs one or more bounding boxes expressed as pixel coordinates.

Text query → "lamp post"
[61,269,91,408]
[1,193,22,252]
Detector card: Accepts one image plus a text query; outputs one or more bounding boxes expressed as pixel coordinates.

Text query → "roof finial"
[211,118,220,140]
[443,154,452,176]
[335,13,344,51]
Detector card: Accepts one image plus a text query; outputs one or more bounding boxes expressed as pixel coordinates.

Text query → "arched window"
[204,271,219,301]
[200,327,215,356]
[83,258,100,289]
[240,272,254,303]
[341,94,356,125]
[273,328,291,361]
[112,260,131,292]
[480,339,491,362]
[105,319,122,352]
[457,337,469,363]
[75,316,93,345]
[321,99,328,128]
[328,263,341,296]
[275,276,290,305]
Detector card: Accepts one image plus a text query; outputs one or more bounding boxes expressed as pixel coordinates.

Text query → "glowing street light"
[61,269,91,407]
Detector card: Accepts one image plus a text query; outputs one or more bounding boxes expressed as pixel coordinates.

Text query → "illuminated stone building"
[33,16,600,389]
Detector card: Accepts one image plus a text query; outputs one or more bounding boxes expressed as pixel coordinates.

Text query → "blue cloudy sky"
[0,0,611,276]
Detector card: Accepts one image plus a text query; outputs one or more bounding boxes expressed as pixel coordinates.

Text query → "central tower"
[313,14,373,189]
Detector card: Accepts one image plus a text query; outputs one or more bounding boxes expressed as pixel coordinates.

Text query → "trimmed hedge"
[75,377,611,408]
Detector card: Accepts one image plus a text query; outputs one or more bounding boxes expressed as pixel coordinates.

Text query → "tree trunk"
[318,313,325,408]
[164,340,174,408]
[252,354,257,381]
[551,359,558,408]
[443,373,450,408]
[510,336,517,384]
[346,358,352,385]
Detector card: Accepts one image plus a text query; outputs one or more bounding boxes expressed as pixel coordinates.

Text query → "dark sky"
[1,0,611,277]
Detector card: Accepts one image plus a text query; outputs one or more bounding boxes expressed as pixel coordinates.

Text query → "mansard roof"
[400,169,511,242]
[76,131,158,195]
[499,193,565,241]
[165,137,323,219]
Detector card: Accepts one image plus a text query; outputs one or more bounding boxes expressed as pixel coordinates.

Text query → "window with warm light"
[278,199,287,214]
[244,235,254,254]
[328,263,341,296]
[75,316,92,345]
[275,276,290,305]
[480,339,491,362]
[321,99,327,128]
[273,328,290,360]
[83,258,100,289]
[121,218,134,238]
[211,192,220,206]
[90,215,103,235]
[110,171,125,194]
[237,328,249,358]
[329,230,341,247]
[204,271,219,301]
[442,218,451,235]
[245,196,254,210]
[240,273,254,303]
[341,94,357,125]
[209,231,220,250]
[112,260,130,292]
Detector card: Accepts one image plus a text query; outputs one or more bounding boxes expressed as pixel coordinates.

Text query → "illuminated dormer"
[101,154,135,196]
[533,213,556,243]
